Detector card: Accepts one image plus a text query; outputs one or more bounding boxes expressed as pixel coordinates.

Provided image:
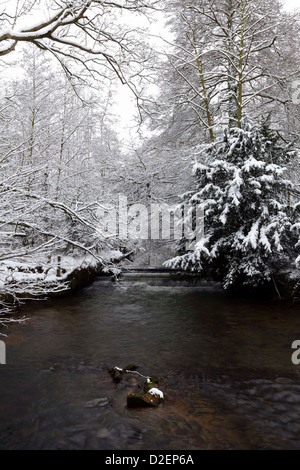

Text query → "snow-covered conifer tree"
[166,119,299,289]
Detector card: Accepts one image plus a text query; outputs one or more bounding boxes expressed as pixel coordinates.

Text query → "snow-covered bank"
[0,250,127,334]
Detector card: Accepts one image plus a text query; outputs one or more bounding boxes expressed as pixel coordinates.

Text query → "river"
[0,274,300,450]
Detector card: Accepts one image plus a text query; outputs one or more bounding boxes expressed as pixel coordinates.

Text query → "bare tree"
[0,0,158,101]
[158,0,300,145]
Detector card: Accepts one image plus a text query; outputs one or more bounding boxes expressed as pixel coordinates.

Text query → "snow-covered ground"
[0,252,121,289]
[0,250,126,333]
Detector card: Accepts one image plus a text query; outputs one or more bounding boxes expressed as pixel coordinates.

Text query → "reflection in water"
[0,277,300,449]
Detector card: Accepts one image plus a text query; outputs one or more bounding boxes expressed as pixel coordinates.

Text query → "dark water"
[1,276,300,450]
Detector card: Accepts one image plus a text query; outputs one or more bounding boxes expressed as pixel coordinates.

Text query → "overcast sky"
[284,0,299,11]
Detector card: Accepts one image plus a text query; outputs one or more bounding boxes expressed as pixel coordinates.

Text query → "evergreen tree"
[165,120,299,289]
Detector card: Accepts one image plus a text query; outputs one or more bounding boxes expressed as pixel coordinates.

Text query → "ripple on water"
[0,280,299,449]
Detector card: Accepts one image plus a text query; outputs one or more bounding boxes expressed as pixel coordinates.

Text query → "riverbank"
[0,250,128,330]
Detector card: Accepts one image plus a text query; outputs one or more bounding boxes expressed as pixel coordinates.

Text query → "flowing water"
[1,274,300,450]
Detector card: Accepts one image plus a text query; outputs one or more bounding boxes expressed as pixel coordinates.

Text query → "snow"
[148,388,164,399]
[243,221,259,249]
[167,122,300,289]
[259,228,272,252]
[243,157,265,172]
[0,251,124,296]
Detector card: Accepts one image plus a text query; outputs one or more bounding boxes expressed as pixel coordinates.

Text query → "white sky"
[283,0,299,11]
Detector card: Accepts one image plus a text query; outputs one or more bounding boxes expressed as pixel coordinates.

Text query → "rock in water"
[127,393,162,408]
[84,398,110,408]
[108,367,123,382]
[108,365,138,382]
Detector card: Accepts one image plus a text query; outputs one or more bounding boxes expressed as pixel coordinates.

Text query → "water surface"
[1,276,300,450]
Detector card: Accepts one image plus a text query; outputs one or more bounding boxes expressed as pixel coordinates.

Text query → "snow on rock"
[148,387,164,399]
